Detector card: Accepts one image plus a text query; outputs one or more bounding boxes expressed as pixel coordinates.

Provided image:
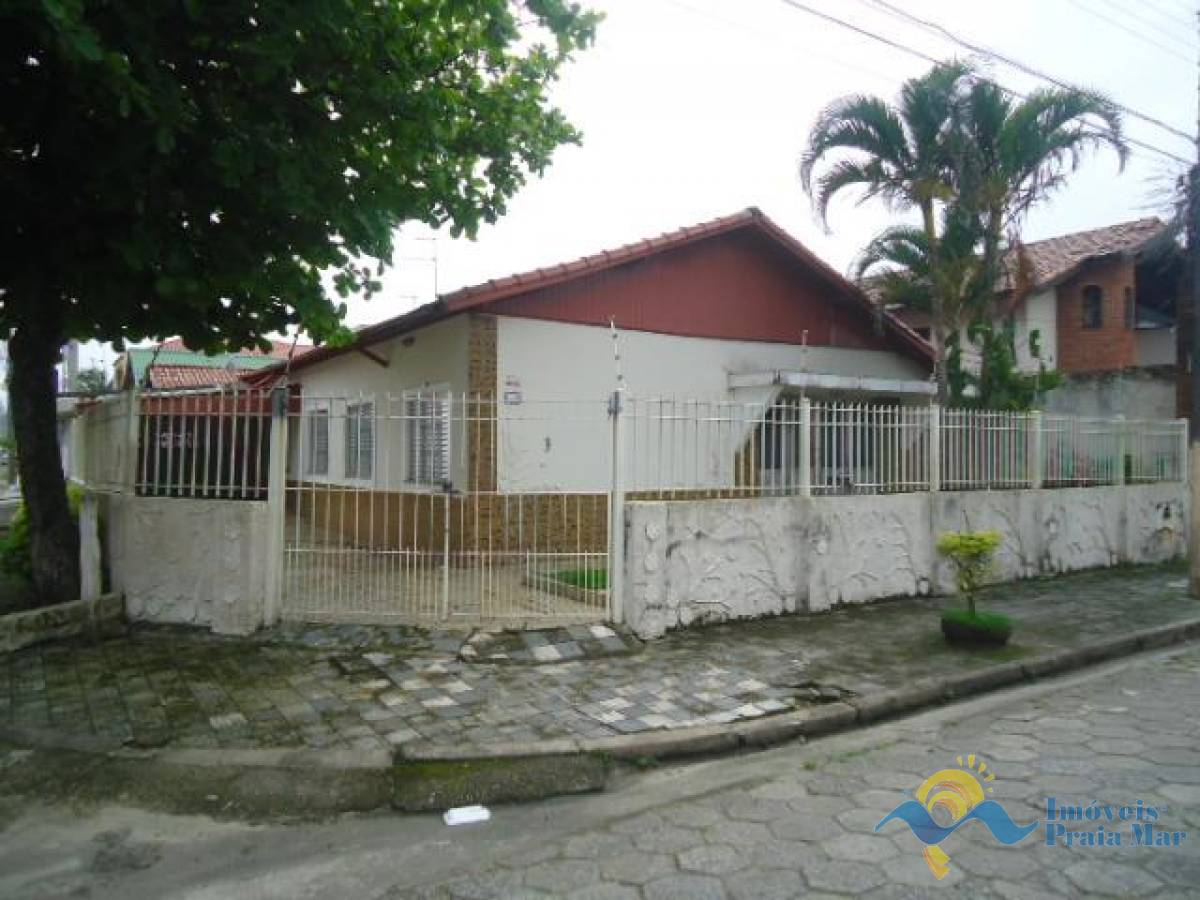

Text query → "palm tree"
[801,61,1127,401]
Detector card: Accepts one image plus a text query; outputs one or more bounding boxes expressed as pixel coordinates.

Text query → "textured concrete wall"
[1042,367,1176,420]
[624,484,1188,639]
[103,495,270,634]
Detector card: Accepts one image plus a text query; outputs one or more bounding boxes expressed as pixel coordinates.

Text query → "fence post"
[124,388,140,493]
[1115,416,1126,486]
[1029,410,1044,489]
[608,390,626,625]
[78,490,101,604]
[1179,418,1190,484]
[799,397,812,498]
[262,386,289,627]
[928,404,941,492]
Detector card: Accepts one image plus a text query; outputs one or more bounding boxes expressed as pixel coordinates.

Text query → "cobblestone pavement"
[1,566,1196,753]
[385,645,1200,899]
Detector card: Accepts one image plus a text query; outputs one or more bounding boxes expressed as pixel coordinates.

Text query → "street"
[2,645,1199,899]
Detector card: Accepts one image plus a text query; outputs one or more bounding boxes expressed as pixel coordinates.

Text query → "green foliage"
[1,485,84,581]
[555,568,607,590]
[807,61,1126,398]
[75,366,110,394]
[940,607,1013,644]
[948,320,1062,411]
[2,1,600,352]
[936,529,1002,615]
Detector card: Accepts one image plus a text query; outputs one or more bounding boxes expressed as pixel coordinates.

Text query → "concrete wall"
[103,495,270,634]
[495,316,927,492]
[1137,328,1176,367]
[1041,367,1177,420]
[623,483,1187,639]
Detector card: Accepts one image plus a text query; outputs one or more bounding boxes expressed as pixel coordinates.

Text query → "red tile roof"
[1008,217,1167,291]
[264,207,931,378]
[157,337,311,358]
[148,366,259,390]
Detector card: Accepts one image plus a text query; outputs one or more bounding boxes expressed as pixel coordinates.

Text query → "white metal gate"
[277,393,616,626]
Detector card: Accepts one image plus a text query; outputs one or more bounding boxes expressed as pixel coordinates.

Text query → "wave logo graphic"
[875,754,1038,880]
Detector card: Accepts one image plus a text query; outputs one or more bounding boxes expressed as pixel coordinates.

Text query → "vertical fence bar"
[262,386,289,626]
[799,396,812,498]
[607,389,626,624]
[1030,410,1044,489]
[928,403,941,493]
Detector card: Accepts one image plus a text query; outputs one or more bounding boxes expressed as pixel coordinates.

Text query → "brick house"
[892,218,1182,418]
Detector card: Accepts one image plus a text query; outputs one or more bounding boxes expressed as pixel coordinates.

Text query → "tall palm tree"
[801,61,1127,402]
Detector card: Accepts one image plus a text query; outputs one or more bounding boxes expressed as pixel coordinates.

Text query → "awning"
[729,371,936,397]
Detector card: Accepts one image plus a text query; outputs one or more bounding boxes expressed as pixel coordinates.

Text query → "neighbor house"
[891,217,1182,419]
[114,338,311,390]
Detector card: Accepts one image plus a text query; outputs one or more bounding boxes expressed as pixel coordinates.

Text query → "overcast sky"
[80,0,1196,368]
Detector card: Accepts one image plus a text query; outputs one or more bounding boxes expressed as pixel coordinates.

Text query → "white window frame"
[344,400,375,481]
[403,386,451,488]
[305,406,329,476]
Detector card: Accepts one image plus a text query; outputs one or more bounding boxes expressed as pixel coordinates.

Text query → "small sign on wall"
[503,375,523,405]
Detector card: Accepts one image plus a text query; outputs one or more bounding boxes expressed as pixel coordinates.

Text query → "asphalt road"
[2,645,1199,899]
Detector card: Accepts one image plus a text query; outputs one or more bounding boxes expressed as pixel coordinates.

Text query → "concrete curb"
[3,617,1199,814]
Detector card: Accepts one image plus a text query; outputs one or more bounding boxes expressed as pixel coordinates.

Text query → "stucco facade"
[623,483,1187,639]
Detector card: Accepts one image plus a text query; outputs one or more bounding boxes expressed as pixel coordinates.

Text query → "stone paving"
[385,645,1200,899]
[1,565,1196,754]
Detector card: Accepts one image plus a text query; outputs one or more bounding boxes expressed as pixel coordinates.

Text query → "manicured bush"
[937,529,1012,646]
[936,530,1002,615]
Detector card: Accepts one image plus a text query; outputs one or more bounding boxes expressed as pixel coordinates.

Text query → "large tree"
[1,0,598,603]
[801,61,1126,402]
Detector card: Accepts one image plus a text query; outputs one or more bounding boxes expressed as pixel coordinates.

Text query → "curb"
[3,617,1199,814]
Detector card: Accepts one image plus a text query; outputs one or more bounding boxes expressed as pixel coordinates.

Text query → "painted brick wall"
[1055,257,1138,373]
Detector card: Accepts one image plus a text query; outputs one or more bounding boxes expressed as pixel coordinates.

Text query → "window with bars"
[404,391,449,486]
[344,401,374,480]
[306,408,329,475]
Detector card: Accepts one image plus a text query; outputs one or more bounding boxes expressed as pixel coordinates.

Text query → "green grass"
[553,568,608,590]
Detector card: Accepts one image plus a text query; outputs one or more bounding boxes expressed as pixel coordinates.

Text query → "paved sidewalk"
[382,644,1200,900]
[1,565,1196,754]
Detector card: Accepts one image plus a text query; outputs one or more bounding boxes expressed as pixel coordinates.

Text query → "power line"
[772,0,1193,167]
[1062,0,1196,65]
[1088,0,1197,56]
[858,0,1194,143]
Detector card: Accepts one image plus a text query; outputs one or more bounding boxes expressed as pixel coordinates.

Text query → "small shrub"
[0,486,84,581]
[936,530,1002,615]
[940,608,1013,645]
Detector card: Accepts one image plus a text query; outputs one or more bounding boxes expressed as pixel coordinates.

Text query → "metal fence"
[73,388,1187,626]
[279,393,612,625]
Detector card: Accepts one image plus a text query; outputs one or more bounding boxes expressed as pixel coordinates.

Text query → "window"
[345,402,374,480]
[306,408,329,475]
[1081,285,1103,329]
[404,391,449,486]
[1124,286,1135,330]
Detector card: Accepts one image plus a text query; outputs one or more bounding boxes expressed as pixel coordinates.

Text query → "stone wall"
[623,483,1188,639]
[102,495,271,634]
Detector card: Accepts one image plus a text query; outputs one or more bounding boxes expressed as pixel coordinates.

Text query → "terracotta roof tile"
[1008,217,1167,290]
[147,366,258,390]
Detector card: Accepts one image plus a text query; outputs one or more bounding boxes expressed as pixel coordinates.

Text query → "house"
[254,208,933,497]
[114,338,312,390]
[891,217,1182,418]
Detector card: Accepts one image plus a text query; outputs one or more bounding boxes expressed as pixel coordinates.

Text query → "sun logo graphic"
[875,754,1039,880]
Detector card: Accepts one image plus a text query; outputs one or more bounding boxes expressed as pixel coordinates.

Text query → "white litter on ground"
[443,805,491,826]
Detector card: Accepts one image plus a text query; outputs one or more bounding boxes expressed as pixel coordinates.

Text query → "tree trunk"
[920,200,947,404]
[9,315,79,604]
